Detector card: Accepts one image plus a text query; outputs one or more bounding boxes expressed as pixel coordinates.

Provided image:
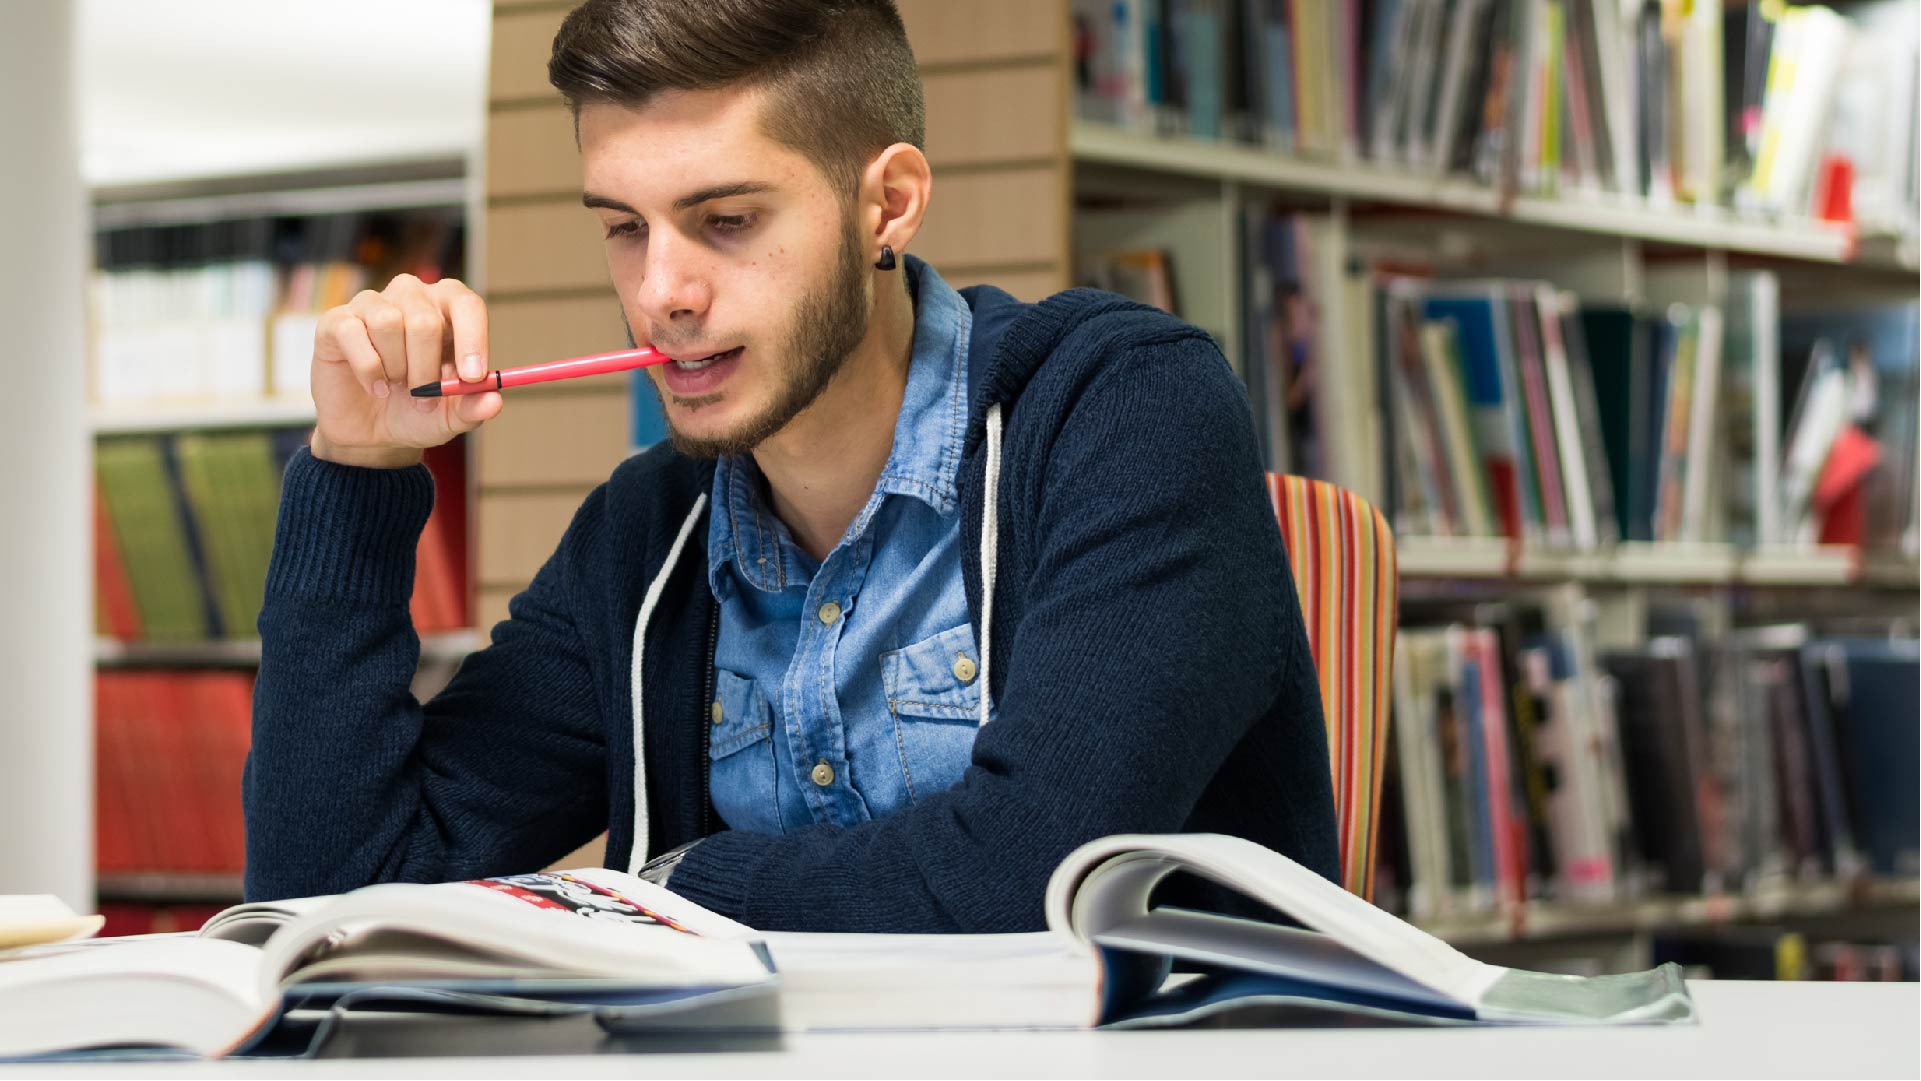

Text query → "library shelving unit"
[88,164,480,913]
[480,0,1918,968]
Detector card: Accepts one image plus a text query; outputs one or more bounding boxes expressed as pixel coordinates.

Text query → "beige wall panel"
[900,0,1064,66]
[923,65,1062,167]
[478,488,594,584]
[913,166,1063,268]
[476,389,631,487]
[477,586,518,634]
[488,105,580,198]
[939,265,1067,303]
[490,293,630,372]
[486,199,610,294]
[490,7,567,104]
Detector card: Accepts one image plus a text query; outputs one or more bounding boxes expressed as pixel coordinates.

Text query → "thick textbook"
[624,833,1695,1034]
[0,869,771,1061]
[2,835,1695,1059]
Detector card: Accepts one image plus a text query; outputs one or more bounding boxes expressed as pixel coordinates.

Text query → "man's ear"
[859,143,932,264]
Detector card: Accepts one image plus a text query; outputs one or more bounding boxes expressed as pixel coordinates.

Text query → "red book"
[152,673,205,872]
[93,674,130,873]
[416,439,471,631]
[1814,425,1882,546]
[1471,629,1527,912]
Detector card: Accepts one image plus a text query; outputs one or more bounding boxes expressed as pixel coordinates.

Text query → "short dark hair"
[549,0,925,194]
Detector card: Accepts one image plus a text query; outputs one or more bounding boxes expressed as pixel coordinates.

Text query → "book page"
[756,932,1099,1031]
[1046,834,1503,1006]
[0,895,105,950]
[199,894,332,946]
[257,868,770,995]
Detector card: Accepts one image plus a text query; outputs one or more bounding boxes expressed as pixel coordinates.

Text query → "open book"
[1,834,1693,1058]
[0,869,772,1061]
[711,833,1693,1033]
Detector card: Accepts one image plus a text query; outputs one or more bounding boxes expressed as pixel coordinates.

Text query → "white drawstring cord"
[628,492,708,872]
[978,403,1003,727]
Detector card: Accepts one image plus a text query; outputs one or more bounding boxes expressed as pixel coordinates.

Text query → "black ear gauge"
[875,244,897,271]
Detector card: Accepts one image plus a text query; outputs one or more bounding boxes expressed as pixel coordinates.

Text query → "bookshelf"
[92,632,480,668]
[86,165,482,924]
[479,0,1918,976]
[88,399,317,435]
[1072,121,1915,270]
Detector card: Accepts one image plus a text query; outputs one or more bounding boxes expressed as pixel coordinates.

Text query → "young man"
[245,0,1337,933]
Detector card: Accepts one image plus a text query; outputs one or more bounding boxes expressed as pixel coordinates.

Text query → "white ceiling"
[79,0,492,187]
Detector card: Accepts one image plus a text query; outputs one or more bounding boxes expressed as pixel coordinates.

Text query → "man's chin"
[664,410,769,459]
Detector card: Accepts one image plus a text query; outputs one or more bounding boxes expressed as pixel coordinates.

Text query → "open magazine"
[0,869,773,1060]
[1,834,1693,1058]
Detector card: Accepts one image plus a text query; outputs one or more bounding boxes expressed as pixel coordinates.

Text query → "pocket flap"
[883,623,983,721]
[710,670,773,758]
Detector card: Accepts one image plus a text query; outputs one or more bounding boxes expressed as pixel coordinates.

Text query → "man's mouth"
[668,346,743,371]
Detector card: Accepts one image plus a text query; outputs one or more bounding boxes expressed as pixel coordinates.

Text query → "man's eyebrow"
[580,181,777,215]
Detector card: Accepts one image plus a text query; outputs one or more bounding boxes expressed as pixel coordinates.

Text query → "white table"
[6,981,1916,1079]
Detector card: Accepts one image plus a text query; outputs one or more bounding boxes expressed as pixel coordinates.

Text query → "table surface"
[6,981,1916,1079]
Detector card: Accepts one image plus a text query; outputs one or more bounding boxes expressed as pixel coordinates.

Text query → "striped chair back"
[1266,474,1399,901]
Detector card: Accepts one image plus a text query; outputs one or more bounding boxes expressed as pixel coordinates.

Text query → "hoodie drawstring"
[977,403,1003,728]
[628,491,708,872]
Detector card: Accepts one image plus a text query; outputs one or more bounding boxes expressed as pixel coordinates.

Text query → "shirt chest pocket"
[709,670,782,834]
[882,623,985,801]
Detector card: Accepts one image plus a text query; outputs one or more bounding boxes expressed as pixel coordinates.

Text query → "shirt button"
[817,601,842,626]
[810,759,835,787]
[710,701,724,726]
[953,653,978,683]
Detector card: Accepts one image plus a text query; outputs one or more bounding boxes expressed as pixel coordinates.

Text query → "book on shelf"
[90,208,464,409]
[93,432,470,642]
[1243,202,1350,483]
[4,833,1700,1060]
[1071,0,1920,235]
[1778,303,1920,550]
[1381,594,1920,920]
[1266,249,1920,554]
[95,670,253,878]
[1079,247,1180,313]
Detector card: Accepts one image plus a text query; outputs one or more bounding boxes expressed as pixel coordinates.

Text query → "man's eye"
[604,221,641,240]
[709,214,754,235]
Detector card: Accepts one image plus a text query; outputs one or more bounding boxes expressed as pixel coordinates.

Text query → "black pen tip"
[410,383,442,398]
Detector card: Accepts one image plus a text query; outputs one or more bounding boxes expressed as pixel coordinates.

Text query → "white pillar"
[0,0,93,908]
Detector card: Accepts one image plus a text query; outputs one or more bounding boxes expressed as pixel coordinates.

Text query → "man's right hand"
[309,274,504,469]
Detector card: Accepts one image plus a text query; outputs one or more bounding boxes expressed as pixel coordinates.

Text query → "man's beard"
[654,220,871,459]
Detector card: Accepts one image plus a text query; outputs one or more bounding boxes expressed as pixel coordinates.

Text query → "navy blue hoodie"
[245,267,1338,931]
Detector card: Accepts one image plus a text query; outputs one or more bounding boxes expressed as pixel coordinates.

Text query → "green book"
[95,438,209,640]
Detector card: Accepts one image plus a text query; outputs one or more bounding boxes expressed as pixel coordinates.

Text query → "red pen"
[410,347,672,397]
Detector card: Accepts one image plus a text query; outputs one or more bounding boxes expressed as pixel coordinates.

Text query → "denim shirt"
[705,261,984,834]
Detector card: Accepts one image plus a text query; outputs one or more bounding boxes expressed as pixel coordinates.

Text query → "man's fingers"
[449,389,503,432]
[320,310,389,400]
[350,290,408,389]
[399,296,446,393]
[435,279,490,382]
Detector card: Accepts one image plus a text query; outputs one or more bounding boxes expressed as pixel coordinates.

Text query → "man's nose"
[636,231,712,326]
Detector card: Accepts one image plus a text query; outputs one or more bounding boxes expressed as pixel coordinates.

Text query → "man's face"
[580,88,871,458]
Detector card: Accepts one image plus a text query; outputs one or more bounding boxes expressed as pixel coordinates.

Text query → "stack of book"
[94,433,470,641]
[95,670,255,877]
[89,209,463,407]
[1382,596,1919,922]
[1071,0,1919,230]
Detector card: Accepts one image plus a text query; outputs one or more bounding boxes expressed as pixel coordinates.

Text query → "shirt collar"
[707,259,972,595]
